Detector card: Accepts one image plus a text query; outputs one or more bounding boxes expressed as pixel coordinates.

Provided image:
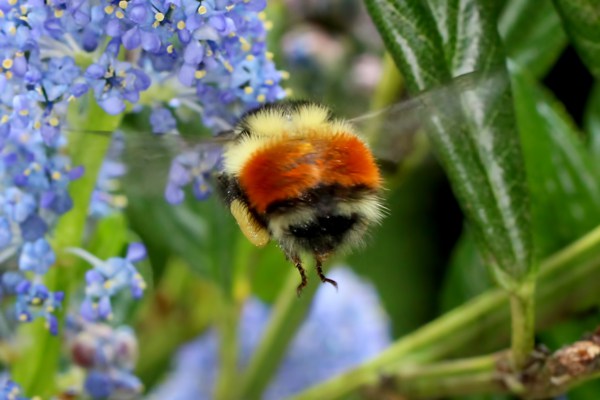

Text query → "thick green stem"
[214,296,240,400]
[289,224,600,400]
[510,281,536,369]
[366,354,506,399]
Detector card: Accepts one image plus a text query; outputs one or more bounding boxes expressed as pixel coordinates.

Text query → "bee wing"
[64,128,232,200]
[349,69,508,167]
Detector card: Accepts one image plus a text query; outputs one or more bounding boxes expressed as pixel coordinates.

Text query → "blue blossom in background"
[68,319,142,399]
[149,107,177,134]
[68,243,147,322]
[0,379,30,400]
[151,267,391,399]
[13,279,64,335]
[165,146,222,204]
[0,270,64,335]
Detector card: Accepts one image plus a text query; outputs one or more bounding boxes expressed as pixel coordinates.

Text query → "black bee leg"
[315,256,338,290]
[292,255,308,297]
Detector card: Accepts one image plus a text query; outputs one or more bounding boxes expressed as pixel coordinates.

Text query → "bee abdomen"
[266,183,382,256]
[288,214,359,255]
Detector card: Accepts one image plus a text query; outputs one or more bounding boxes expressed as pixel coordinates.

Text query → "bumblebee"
[217,100,384,295]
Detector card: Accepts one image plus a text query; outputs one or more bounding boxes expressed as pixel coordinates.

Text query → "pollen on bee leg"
[230,199,270,247]
[291,254,308,297]
[315,254,338,290]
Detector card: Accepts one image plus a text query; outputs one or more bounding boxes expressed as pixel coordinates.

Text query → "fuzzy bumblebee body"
[218,101,384,294]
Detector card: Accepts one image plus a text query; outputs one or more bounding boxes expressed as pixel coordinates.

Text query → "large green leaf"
[441,65,600,313]
[499,0,567,78]
[365,0,448,88]
[553,0,600,79]
[366,0,533,287]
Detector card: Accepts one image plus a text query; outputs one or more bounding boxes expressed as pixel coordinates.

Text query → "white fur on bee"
[267,194,384,255]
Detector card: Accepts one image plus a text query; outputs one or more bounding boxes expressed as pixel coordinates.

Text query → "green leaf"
[365,0,448,89]
[499,0,567,78]
[426,0,504,75]
[553,0,600,78]
[366,0,533,287]
[511,64,600,256]
[441,66,600,314]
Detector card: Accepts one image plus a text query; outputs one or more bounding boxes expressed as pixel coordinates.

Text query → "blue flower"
[18,238,55,275]
[0,379,29,400]
[84,370,113,400]
[10,275,64,335]
[151,267,391,399]
[2,187,36,224]
[85,53,151,115]
[68,243,147,322]
[150,107,177,134]
[165,146,221,204]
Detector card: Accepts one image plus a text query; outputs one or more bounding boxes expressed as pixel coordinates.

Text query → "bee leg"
[315,255,338,290]
[291,255,308,297]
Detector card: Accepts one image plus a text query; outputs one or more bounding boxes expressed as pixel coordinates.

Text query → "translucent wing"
[64,128,233,205]
[349,69,509,166]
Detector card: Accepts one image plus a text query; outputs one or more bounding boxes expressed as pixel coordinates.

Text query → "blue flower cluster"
[68,319,142,399]
[0,0,285,332]
[165,144,222,204]
[0,125,81,333]
[1,0,284,121]
[151,267,391,399]
[68,243,147,322]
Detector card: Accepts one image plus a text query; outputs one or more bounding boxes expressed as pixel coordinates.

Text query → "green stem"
[380,354,506,399]
[238,267,321,399]
[509,280,536,369]
[396,353,499,380]
[371,330,600,398]
[214,235,253,400]
[214,295,240,400]
[289,224,600,400]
